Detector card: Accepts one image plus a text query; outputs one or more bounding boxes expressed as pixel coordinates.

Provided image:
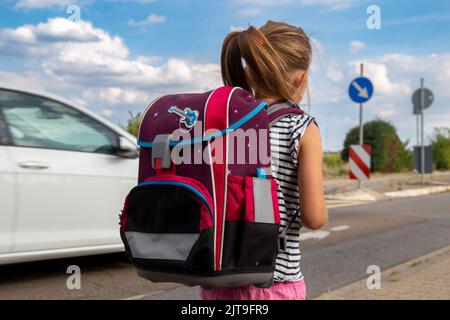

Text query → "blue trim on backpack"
[256,168,267,179]
[138,101,267,148]
[138,180,214,222]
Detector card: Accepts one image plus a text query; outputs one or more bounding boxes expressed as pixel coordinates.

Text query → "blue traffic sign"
[349,77,374,104]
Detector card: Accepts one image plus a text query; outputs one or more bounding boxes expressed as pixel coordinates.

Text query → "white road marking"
[300,225,351,241]
[300,231,330,241]
[330,225,350,232]
[326,199,373,209]
[122,291,165,300]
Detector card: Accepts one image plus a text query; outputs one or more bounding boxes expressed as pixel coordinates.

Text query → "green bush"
[341,119,411,173]
[431,128,450,170]
[125,111,142,137]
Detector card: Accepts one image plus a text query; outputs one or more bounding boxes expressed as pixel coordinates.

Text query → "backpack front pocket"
[120,176,215,273]
[222,175,281,270]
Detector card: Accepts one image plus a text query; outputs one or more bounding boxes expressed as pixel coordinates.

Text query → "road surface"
[0,192,449,299]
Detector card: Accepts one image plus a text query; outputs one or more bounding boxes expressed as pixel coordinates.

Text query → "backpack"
[119,86,304,288]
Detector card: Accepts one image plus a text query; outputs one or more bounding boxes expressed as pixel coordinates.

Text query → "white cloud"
[82,87,151,105]
[0,18,221,118]
[0,71,47,91]
[0,18,120,57]
[376,106,395,119]
[348,53,450,145]
[306,50,450,150]
[230,26,246,32]
[129,14,166,26]
[1,19,101,46]
[97,109,114,117]
[349,40,365,54]
[136,55,163,64]
[324,61,343,82]
[348,60,411,96]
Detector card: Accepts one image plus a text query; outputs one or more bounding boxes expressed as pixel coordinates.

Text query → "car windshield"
[0,90,118,154]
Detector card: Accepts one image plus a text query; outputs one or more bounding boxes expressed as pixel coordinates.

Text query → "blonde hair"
[221,21,312,101]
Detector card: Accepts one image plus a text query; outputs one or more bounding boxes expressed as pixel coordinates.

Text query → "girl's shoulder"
[274,112,317,137]
[270,112,317,166]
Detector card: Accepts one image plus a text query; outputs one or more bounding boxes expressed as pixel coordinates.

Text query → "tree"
[341,119,411,173]
[431,128,450,170]
[125,111,142,137]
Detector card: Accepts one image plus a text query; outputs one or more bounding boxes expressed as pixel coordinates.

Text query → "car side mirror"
[117,137,139,159]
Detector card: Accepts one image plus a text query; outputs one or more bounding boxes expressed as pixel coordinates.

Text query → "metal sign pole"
[416,114,419,148]
[420,78,425,185]
[348,64,373,188]
[306,82,312,114]
[358,63,364,189]
[359,63,364,145]
[412,82,434,178]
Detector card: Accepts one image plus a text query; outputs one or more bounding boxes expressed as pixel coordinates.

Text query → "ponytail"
[221,22,312,101]
[221,31,251,92]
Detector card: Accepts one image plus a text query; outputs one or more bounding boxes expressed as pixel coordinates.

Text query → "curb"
[326,185,450,204]
[314,245,450,300]
[385,185,450,199]
[326,188,388,202]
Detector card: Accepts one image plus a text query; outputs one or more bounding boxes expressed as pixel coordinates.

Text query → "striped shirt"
[270,112,316,282]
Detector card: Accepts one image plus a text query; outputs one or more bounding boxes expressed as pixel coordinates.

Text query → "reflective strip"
[252,178,275,224]
[125,232,199,261]
[351,145,371,167]
[349,145,371,180]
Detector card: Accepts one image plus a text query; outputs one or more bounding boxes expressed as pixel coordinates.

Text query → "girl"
[199,21,328,300]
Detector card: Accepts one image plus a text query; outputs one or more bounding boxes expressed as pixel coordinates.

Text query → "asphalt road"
[1,192,449,300]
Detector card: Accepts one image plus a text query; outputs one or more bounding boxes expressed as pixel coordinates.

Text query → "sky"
[0,0,449,151]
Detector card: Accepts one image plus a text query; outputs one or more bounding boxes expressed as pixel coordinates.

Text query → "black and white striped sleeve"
[289,114,317,166]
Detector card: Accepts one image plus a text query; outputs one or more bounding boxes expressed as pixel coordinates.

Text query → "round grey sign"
[412,88,434,110]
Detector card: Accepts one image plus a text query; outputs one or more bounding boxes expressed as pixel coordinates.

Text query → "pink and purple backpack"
[120,86,304,288]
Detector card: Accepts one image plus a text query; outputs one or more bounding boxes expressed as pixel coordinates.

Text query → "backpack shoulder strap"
[268,100,308,251]
[268,100,305,127]
[278,209,300,252]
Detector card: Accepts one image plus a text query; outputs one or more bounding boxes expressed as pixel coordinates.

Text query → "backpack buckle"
[152,134,173,170]
[278,235,287,252]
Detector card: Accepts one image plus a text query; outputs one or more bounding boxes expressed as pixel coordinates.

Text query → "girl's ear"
[292,70,308,91]
[291,70,308,103]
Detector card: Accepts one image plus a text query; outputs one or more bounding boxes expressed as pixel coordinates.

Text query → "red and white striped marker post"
[349,144,372,181]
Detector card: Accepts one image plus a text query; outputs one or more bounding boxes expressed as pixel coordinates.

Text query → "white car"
[0,85,139,264]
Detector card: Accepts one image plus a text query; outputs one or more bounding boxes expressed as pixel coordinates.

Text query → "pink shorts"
[199,280,306,300]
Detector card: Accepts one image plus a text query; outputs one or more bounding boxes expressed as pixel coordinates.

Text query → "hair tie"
[241,57,247,69]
